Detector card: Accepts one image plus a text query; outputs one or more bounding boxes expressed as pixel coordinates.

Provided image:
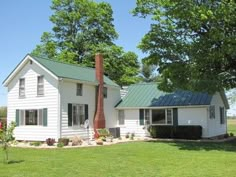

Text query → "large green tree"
[139,64,159,82]
[133,0,236,93]
[32,0,139,86]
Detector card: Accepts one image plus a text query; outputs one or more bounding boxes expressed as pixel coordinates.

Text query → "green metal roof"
[31,55,119,87]
[116,83,213,108]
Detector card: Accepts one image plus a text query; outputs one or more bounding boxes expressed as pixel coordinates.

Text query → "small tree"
[0,121,16,164]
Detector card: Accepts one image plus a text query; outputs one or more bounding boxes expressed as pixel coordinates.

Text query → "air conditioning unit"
[109,127,120,138]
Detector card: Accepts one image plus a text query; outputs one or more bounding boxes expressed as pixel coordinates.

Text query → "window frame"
[144,109,150,125]
[151,109,173,125]
[19,78,25,97]
[76,83,83,96]
[209,105,215,119]
[118,110,125,125]
[71,104,86,128]
[220,107,225,124]
[19,109,43,126]
[37,75,44,96]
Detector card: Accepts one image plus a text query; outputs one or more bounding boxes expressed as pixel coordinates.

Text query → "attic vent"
[30,60,33,64]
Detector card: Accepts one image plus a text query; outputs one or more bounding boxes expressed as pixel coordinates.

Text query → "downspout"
[57,78,63,140]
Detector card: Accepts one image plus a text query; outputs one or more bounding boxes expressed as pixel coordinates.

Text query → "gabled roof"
[3,54,119,87]
[116,83,214,108]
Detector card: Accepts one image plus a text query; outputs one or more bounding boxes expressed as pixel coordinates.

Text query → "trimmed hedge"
[148,125,202,140]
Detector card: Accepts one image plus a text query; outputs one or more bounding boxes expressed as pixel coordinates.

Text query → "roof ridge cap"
[30,54,96,71]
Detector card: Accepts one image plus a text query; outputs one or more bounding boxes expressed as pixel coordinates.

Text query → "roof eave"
[115,104,210,109]
[3,54,30,87]
[3,54,59,87]
[219,91,230,109]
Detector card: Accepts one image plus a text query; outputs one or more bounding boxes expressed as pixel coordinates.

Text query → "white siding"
[178,107,208,137]
[104,86,121,128]
[7,61,59,141]
[60,81,121,139]
[119,109,146,137]
[60,81,96,139]
[207,92,227,137]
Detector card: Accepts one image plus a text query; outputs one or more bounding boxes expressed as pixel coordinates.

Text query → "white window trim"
[37,75,44,96]
[76,83,83,96]
[19,78,25,98]
[71,104,86,128]
[151,108,173,125]
[118,110,125,126]
[19,109,44,126]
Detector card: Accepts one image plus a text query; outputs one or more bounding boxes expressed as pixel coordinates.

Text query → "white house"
[116,83,229,138]
[3,54,121,141]
[3,54,229,141]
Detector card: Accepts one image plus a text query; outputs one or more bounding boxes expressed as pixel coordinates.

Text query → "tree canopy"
[139,63,159,82]
[133,0,236,93]
[32,0,140,86]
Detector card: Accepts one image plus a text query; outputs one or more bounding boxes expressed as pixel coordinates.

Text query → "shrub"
[58,138,69,146]
[125,132,130,138]
[224,133,229,138]
[148,125,202,140]
[0,121,16,163]
[30,141,42,146]
[46,138,55,146]
[57,142,64,148]
[230,133,234,137]
[97,129,110,137]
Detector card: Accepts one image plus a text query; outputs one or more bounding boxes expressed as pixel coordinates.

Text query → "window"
[209,105,215,119]
[103,87,107,98]
[72,104,86,127]
[167,109,172,124]
[152,109,173,125]
[37,76,44,96]
[220,107,225,124]
[144,109,150,125]
[76,83,83,96]
[18,109,47,126]
[118,110,125,125]
[19,78,25,97]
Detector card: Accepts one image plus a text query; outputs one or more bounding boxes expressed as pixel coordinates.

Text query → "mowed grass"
[1,140,236,177]
[228,119,236,135]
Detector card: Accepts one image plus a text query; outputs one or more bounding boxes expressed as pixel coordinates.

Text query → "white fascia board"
[3,55,59,87]
[29,56,58,81]
[115,105,209,110]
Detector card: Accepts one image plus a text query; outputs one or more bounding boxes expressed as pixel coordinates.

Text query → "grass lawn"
[228,119,236,135]
[0,140,236,177]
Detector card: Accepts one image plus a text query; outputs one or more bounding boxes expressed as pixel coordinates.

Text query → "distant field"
[228,119,236,135]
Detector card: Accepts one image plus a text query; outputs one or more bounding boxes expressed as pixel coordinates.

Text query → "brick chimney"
[94,53,106,138]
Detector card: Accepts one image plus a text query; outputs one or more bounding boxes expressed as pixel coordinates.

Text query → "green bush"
[149,125,202,140]
[57,142,64,148]
[30,141,42,146]
[58,138,69,146]
[97,129,110,137]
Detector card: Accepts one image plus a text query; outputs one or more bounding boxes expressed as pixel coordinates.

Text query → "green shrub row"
[148,125,202,140]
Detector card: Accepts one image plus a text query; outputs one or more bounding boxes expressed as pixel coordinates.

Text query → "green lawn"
[228,119,236,135]
[1,140,236,177]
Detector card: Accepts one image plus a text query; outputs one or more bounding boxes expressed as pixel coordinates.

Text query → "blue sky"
[0,1,235,116]
[0,0,151,106]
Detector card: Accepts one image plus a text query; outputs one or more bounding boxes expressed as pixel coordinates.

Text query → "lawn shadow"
[7,160,24,164]
[147,139,236,152]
